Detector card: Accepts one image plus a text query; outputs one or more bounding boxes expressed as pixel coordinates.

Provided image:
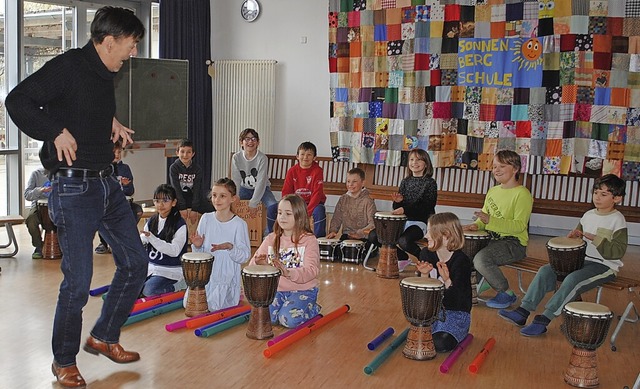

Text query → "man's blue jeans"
[49,173,148,367]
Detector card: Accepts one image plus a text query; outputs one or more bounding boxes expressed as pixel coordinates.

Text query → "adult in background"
[6,7,148,388]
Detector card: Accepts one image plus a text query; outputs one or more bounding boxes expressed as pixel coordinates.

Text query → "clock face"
[241,0,260,22]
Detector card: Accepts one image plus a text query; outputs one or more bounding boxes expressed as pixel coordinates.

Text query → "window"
[7,1,159,215]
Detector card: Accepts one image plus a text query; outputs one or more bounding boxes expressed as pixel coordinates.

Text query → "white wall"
[128,1,638,244]
[210,0,330,155]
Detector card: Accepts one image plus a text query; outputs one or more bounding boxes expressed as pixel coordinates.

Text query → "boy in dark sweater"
[169,139,207,240]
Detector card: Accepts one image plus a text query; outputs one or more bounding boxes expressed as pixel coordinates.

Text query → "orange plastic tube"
[185,305,251,329]
[263,304,350,358]
[468,337,496,373]
[131,290,186,313]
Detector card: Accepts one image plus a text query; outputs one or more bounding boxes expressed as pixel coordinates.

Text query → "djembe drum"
[37,199,62,259]
[317,237,341,262]
[547,237,586,289]
[400,277,445,360]
[182,252,214,317]
[242,264,281,339]
[462,230,490,305]
[374,212,407,278]
[341,240,364,264]
[561,302,613,388]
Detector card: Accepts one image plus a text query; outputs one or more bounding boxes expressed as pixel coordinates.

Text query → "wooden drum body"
[182,252,214,317]
[400,277,444,360]
[242,264,281,339]
[547,237,586,284]
[317,237,341,262]
[37,199,61,259]
[561,302,613,388]
[463,231,490,305]
[341,240,364,264]
[374,212,407,279]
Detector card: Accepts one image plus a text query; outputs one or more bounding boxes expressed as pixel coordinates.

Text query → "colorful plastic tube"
[469,337,496,373]
[267,315,323,347]
[134,290,178,304]
[194,311,251,336]
[131,290,186,313]
[367,327,395,351]
[363,328,410,375]
[197,313,251,338]
[89,285,109,296]
[123,300,183,327]
[185,305,251,329]
[263,304,350,358]
[165,304,243,332]
[439,333,474,373]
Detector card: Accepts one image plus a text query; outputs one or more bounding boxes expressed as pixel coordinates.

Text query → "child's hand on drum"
[211,242,233,251]
[567,229,583,239]
[582,232,595,241]
[391,192,403,202]
[325,231,337,239]
[272,259,290,277]
[392,207,405,215]
[463,223,478,232]
[348,231,364,239]
[415,261,433,275]
[191,232,204,248]
[253,253,269,265]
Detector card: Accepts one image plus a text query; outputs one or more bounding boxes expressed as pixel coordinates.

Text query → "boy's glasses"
[243,137,258,143]
[153,198,172,204]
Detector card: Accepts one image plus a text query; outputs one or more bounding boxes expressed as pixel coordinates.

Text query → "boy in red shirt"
[268,142,326,237]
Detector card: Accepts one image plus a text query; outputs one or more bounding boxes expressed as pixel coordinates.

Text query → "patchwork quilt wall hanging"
[328,0,640,180]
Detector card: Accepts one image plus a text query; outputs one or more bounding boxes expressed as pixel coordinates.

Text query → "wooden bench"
[261,153,640,222]
[0,215,25,258]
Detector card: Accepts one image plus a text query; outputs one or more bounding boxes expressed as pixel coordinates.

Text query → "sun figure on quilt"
[512,38,543,71]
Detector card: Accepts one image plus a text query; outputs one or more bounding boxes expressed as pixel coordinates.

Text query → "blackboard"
[114,57,189,142]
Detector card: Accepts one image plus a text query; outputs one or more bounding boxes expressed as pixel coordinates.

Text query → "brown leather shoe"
[51,361,86,388]
[83,336,140,363]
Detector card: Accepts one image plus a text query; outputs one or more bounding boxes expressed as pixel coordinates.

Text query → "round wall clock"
[241,0,260,22]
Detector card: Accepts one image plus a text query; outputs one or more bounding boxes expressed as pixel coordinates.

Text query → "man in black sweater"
[6,7,148,388]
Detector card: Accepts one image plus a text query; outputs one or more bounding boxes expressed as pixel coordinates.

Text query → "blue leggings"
[269,287,321,328]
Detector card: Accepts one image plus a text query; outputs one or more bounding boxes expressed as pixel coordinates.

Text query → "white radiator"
[210,60,277,181]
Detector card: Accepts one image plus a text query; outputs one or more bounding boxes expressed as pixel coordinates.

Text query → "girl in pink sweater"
[250,194,321,328]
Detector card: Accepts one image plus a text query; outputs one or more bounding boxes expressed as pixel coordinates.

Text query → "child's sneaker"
[520,315,550,337]
[95,243,110,254]
[498,308,529,326]
[485,291,517,309]
[32,248,43,259]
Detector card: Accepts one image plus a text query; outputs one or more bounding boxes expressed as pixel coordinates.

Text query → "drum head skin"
[401,277,444,289]
[182,252,213,262]
[375,211,407,220]
[342,240,363,247]
[318,237,340,244]
[463,230,489,238]
[564,301,611,316]
[547,237,585,249]
[243,264,280,275]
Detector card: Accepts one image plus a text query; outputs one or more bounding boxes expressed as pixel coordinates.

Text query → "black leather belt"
[55,166,114,178]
